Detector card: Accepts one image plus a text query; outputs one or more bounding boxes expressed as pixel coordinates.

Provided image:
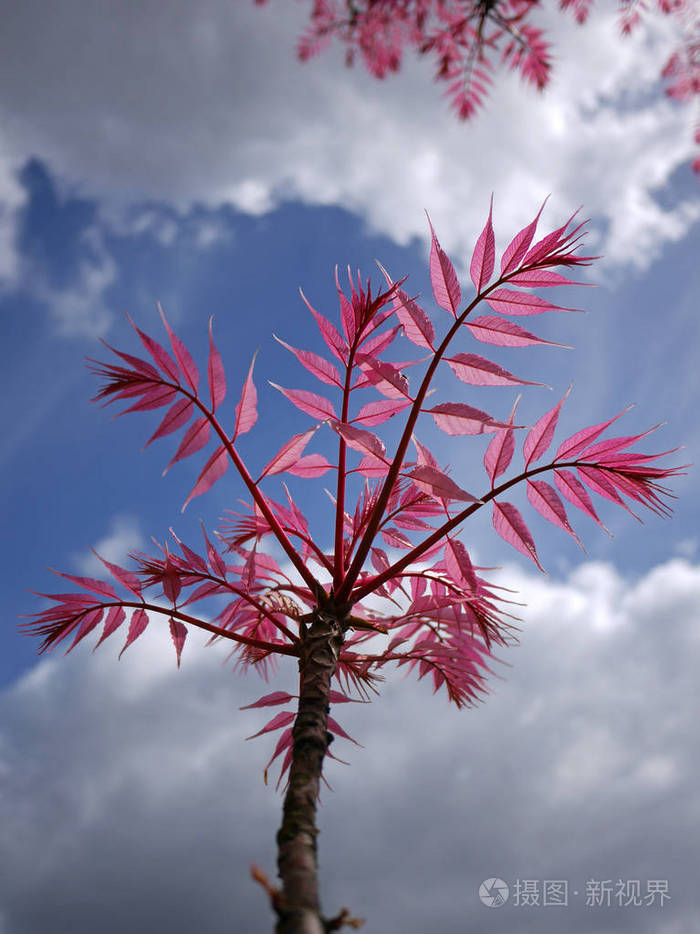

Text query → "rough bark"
[274,603,347,934]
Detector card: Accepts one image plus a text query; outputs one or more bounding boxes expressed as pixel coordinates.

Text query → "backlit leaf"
[119,608,149,658]
[524,386,571,466]
[353,398,412,427]
[144,397,193,447]
[492,500,544,571]
[467,315,571,348]
[163,417,210,473]
[483,396,520,484]
[427,215,461,316]
[208,318,226,411]
[270,384,336,420]
[427,402,510,436]
[234,353,258,439]
[182,445,228,511]
[158,304,199,393]
[486,289,571,316]
[470,196,495,291]
[447,353,544,387]
[408,466,478,503]
[527,479,583,548]
[555,405,633,460]
[169,618,187,668]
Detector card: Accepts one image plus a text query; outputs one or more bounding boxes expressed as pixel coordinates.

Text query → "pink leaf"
[261,427,318,478]
[182,445,228,511]
[274,335,342,388]
[470,196,495,291]
[353,398,412,427]
[208,318,226,411]
[555,405,633,460]
[240,691,296,710]
[332,421,387,460]
[270,384,336,420]
[506,269,582,287]
[50,570,118,600]
[467,316,571,348]
[578,425,662,460]
[200,524,227,578]
[92,551,142,597]
[158,304,199,393]
[246,710,296,740]
[554,469,608,530]
[444,538,477,591]
[492,500,544,571]
[169,617,187,668]
[483,396,520,484]
[128,316,180,382]
[144,397,194,447]
[500,202,545,275]
[486,289,571,316]
[300,288,347,364]
[327,716,362,746]
[427,402,511,436]
[233,353,258,440]
[523,386,571,467]
[527,479,583,548]
[163,417,210,473]
[427,215,461,316]
[94,606,126,649]
[67,607,104,653]
[335,266,357,344]
[447,353,545,388]
[357,354,410,399]
[408,465,479,503]
[119,608,149,658]
[286,454,332,478]
[376,261,435,349]
[122,384,178,413]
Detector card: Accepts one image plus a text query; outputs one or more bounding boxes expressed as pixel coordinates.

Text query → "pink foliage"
[24,201,684,787]
[257,0,700,171]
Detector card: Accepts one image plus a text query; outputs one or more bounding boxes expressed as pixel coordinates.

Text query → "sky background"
[1,1,699,932]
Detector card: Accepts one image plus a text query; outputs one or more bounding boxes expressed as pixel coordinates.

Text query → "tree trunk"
[274,604,346,934]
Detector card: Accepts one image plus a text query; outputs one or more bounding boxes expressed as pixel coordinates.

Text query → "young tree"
[24,202,683,934]
[256,0,700,171]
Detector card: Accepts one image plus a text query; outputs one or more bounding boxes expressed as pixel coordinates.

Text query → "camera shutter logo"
[479,878,509,908]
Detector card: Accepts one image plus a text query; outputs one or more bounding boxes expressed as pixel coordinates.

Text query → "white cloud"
[0,0,697,288]
[73,515,146,577]
[1,556,698,931]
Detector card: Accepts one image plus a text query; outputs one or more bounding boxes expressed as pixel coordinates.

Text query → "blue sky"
[1,2,699,932]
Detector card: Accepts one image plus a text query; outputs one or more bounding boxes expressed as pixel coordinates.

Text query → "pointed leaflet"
[527,479,583,548]
[555,405,633,460]
[158,304,199,393]
[246,710,296,740]
[500,201,545,275]
[300,287,347,365]
[200,523,227,578]
[163,417,210,473]
[94,606,126,650]
[470,196,495,291]
[332,421,388,461]
[240,692,296,710]
[260,427,324,477]
[467,316,571,348]
[50,570,118,600]
[118,608,149,658]
[169,618,187,668]
[578,425,662,460]
[274,335,342,388]
[447,353,545,388]
[524,386,571,467]
[208,318,226,411]
[486,290,573,316]
[286,455,332,478]
[427,215,461,316]
[127,315,180,383]
[484,396,520,485]
[182,446,228,511]
[408,465,479,503]
[270,384,336,420]
[507,269,583,288]
[443,538,477,591]
[122,384,177,413]
[233,353,258,440]
[143,397,194,448]
[352,398,412,427]
[335,266,357,344]
[377,262,435,349]
[92,550,142,597]
[427,402,513,436]
[66,607,103,653]
[492,500,544,571]
[357,355,410,399]
[554,469,608,531]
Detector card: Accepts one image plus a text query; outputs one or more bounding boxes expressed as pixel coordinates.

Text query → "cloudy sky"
[1,1,699,931]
